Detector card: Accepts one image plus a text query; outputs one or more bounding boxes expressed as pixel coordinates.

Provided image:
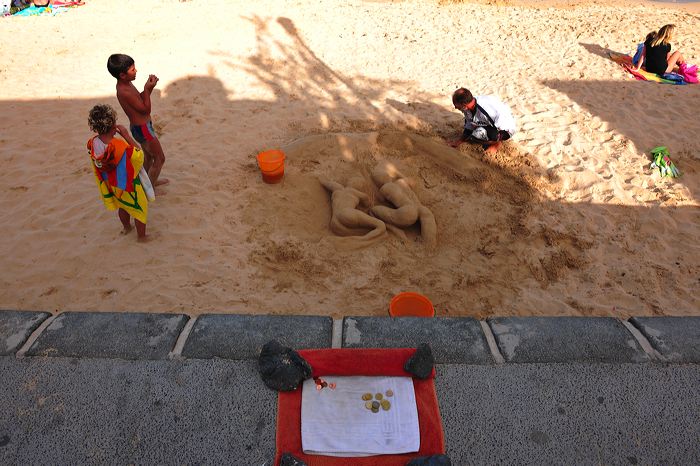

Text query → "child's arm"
[119,85,152,115]
[115,125,141,149]
[139,74,159,112]
[632,46,645,71]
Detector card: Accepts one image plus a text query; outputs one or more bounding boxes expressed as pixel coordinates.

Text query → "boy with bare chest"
[107,54,169,187]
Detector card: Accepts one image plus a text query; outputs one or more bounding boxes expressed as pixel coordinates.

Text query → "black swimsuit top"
[644,39,671,75]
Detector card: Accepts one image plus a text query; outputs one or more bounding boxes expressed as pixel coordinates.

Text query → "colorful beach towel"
[87,137,150,224]
[12,5,63,15]
[11,1,83,16]
[608,52,689,85]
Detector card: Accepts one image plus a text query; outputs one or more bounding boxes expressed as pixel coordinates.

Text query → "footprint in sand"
[39,287,58,297]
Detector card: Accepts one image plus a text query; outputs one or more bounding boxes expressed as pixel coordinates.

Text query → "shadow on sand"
[0,20,697,317]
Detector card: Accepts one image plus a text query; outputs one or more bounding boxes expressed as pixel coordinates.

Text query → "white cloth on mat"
[301,375,419,457]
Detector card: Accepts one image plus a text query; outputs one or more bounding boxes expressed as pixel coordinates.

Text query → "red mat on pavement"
[274,348,444,466]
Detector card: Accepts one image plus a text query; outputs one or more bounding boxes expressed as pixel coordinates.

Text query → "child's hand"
[115,124,129,137]
[145,74,159,91]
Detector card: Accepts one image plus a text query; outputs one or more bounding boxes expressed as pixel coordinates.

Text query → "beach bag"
[678,63,698,84]
[649,146,680,178]
[467,103,500,141]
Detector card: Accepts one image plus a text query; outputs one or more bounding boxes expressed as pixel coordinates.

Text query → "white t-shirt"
[462,95,517,136]
[91,136,108,168]
[91,136,107,155]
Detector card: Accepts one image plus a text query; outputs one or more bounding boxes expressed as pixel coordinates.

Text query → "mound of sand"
[240,130,696,317]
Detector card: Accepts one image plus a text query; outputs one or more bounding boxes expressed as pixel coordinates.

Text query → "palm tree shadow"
[580,42,628,60]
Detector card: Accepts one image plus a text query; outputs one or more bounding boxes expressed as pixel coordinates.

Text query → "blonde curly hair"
[88,104,117,135]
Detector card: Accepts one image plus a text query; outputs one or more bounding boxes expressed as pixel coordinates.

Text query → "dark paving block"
[0,358,275,465]
[26,312,188,360]
[438,363,700,464]
[342,317,492,364]
[182,314,333,360]
[0,311,50,356]
[488,317,648,363]
[631,317,700,363]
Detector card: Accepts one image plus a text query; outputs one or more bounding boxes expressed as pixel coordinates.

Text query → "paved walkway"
[1,311,699,464]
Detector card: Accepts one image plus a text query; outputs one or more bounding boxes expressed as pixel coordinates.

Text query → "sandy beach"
[0,0,698,318]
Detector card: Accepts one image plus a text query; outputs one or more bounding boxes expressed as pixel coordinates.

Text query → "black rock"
[258,340,312,391]
[280,453,308,466]
[406,454,452,466]
[404,343,434,379]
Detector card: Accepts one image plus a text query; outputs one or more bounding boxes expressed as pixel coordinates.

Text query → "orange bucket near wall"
[256,149,286,184]
[389,292,435,317]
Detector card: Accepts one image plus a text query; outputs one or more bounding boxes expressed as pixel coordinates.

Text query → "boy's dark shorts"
[463,127,511,143]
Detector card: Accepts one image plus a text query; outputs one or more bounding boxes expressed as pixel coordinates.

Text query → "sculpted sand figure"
[319,177,387,242]
[370,163,437,249]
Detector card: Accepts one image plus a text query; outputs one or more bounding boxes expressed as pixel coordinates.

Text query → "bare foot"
[484,142,501,155]
[136,231,159,243]
[120,225,133,235]
[154,178,170,186]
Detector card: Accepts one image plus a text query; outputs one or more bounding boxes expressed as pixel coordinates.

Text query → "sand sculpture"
[318,176,387,242]
[319,162,437,249]
[370,162,437,249]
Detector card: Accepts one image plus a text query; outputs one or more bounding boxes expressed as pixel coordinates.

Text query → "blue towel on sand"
[12,5,67,16]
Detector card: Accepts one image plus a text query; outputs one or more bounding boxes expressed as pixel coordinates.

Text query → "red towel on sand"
[275,348,444,466]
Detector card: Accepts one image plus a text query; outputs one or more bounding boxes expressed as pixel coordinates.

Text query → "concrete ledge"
[182,314,333,359]
[0,358,275,464]
[631,317,700,363]
[26,312,187,360]
[342,317,493,364]
[0,311,50,356]
[488,317,648,363]
[6,311,698,364]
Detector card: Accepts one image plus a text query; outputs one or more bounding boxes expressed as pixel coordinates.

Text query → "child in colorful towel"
[87,104,154,242]
[107,53,169,188]
[632,24,686,75]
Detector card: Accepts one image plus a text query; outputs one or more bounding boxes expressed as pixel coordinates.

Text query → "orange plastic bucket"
[256,149,286,184]
[389,292,435,317]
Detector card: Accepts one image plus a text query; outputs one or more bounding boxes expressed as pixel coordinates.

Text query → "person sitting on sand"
[369,162,437,249]
[87,104,154,242]
[632,24,686,75]
[448,87,516,155]
[632,31,657,69]
[319,176,387,242]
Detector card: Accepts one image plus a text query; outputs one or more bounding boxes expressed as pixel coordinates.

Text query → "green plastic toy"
[649,146,680,178]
